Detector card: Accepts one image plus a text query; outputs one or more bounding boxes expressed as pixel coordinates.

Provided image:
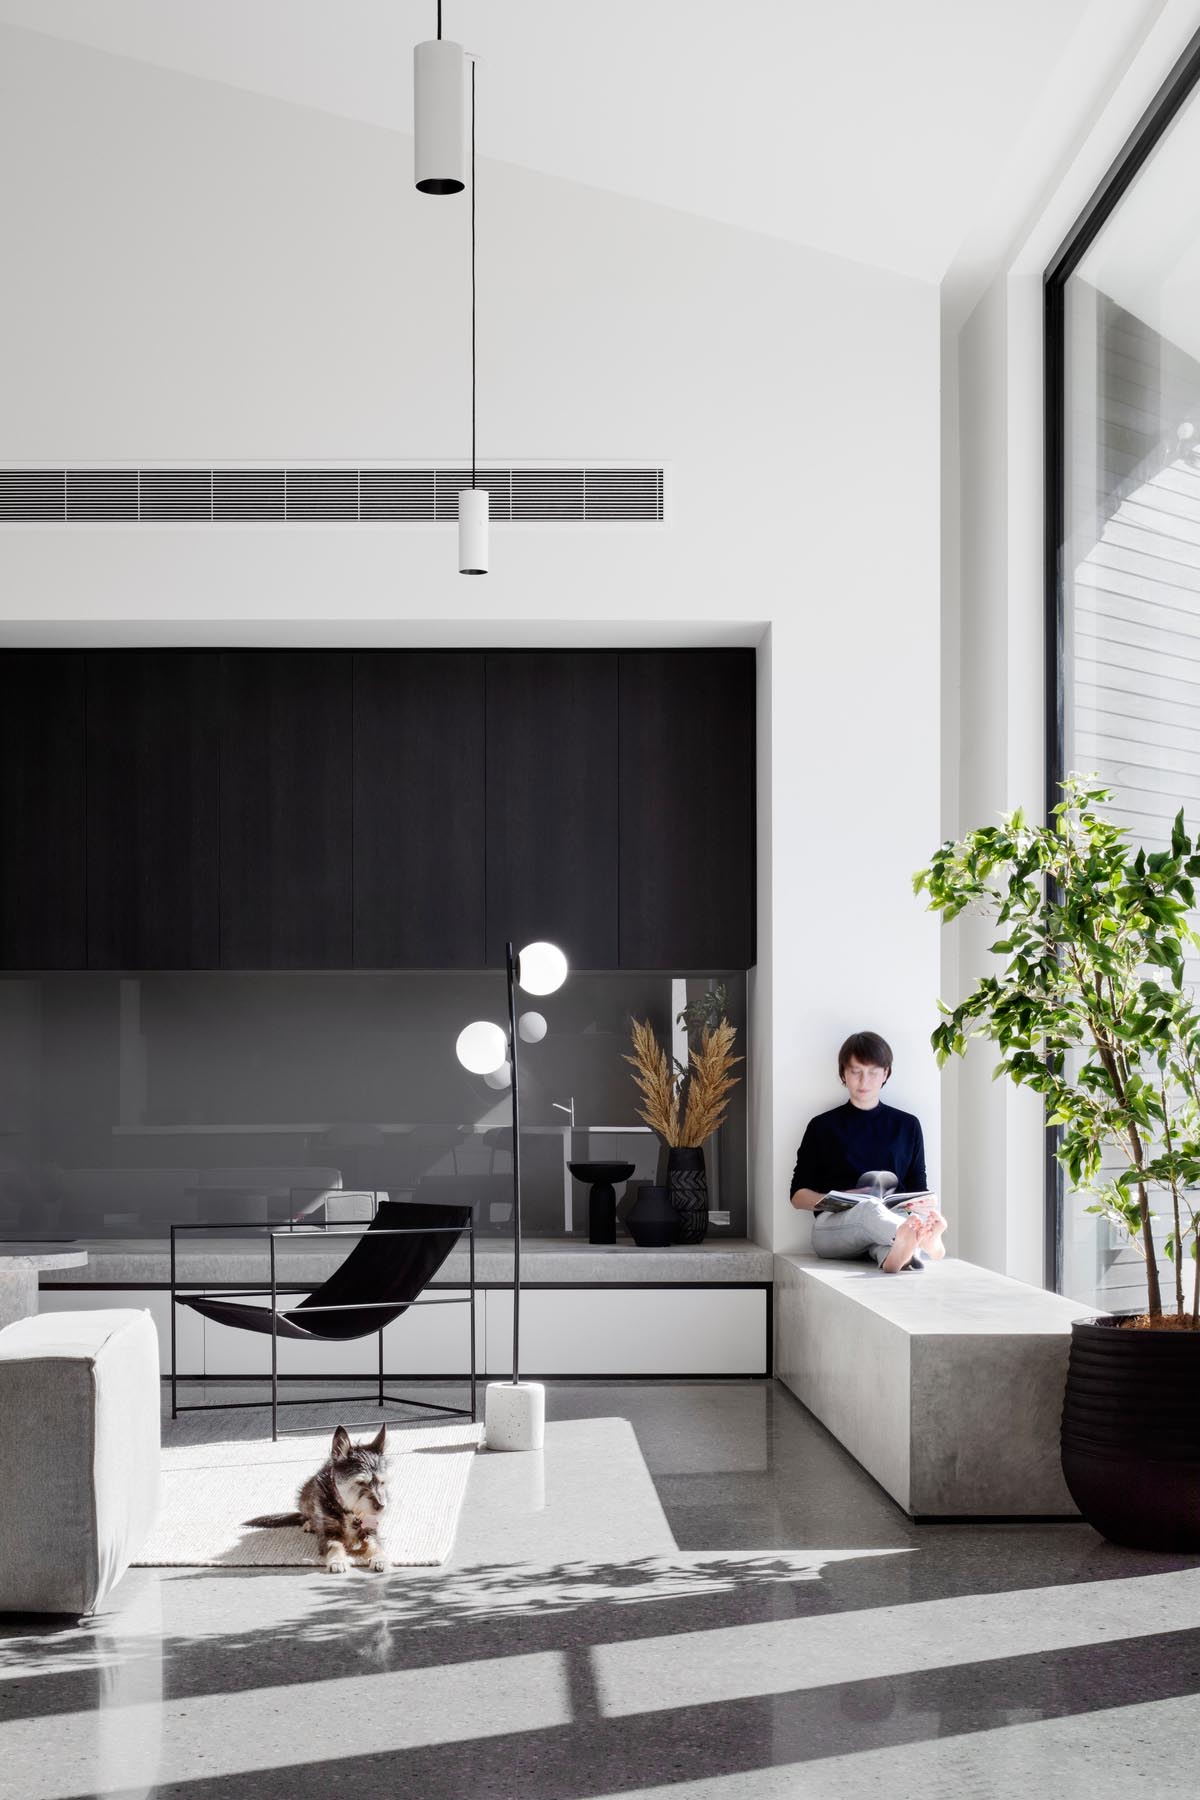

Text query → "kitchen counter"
[33,1234,772,1287]
[0,1247,89,1328]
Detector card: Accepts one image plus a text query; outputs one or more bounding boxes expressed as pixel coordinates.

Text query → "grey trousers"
[812,1200,916,1268]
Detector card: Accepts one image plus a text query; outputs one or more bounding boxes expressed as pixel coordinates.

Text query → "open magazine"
[816,1169,933,1213]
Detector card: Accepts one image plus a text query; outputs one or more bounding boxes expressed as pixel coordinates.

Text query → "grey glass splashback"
[0,971,747,1241]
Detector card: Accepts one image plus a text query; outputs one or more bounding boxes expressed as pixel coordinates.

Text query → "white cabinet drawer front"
[485,1287,766,1375]
[200,1289,480,1377]
[37,1286,202,1376]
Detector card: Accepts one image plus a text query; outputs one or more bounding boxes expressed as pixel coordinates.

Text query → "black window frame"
[1043,29,1200,1291]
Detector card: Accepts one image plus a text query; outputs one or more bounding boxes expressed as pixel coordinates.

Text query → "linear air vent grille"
[139,469,213,520]
[0,466,665,524]
[0,469,65,520]
[434,471,512,523]
[67,469,139,521]
[285,468,358,521]
[213,469,286,521]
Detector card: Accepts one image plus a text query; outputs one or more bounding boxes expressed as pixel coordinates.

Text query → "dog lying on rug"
[246,1423,389,1572]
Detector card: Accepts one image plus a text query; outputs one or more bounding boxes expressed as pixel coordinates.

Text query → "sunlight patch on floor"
[592,1567,1200,1716]
[581,1693,1193,1800]
[0,1649,573,1800]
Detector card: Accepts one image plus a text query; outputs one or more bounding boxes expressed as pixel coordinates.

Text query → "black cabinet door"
[485,652,619,968]
[219,651,353,968]
[618,650,756,969]
[86,651,220,968]
[353,652,485,967]
[0,651,85,969]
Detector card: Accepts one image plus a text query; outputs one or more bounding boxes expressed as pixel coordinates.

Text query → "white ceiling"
[0,0,1140,285]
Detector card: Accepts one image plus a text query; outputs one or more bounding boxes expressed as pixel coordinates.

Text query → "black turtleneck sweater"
[790,1100,927,1197]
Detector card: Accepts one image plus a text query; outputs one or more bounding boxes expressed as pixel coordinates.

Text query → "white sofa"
[0,1309,160,1614]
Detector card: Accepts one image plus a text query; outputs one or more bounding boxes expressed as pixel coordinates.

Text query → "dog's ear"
[331,1425,352,1460]
[368,1423,387,1455]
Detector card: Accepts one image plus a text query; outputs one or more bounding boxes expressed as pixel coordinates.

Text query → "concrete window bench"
[38,1238,773,1378]
[774,1254,1094,1517]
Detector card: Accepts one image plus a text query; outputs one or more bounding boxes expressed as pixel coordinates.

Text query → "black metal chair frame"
[170,1213,476,1441]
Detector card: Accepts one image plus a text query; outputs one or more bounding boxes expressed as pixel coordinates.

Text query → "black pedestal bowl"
[568,1161,637,1246]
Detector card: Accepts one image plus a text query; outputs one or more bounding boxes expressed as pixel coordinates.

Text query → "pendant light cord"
[436,0,442,40]
[471,56,476,490]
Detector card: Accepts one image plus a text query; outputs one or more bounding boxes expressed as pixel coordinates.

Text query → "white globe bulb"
[484,1061,512,1089]
[518,941,568,995]
[518,1011,548,1044]
[455,1021,507,1075]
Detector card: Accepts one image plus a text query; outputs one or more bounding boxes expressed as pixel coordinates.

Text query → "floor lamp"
[456,938,568,1450]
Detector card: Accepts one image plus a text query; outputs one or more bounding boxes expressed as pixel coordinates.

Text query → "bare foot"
[881,1217,922,1273]
[920,1211,948,1261]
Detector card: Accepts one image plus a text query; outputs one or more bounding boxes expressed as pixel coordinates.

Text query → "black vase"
[626,1183,676,1248]
[1060,1314,1200,1551]
[667,1146,709,1244]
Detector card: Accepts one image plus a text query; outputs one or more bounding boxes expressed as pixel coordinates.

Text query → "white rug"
[137,1422,483,1569]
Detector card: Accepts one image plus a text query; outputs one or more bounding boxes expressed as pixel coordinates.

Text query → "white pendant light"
[458,488,488,574]
[412,5,489,574]
[457,54,488,575]
[414,5,466,194]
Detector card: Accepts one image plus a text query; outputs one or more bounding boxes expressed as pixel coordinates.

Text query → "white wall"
[946,275,1045,1281]
[0,26,942,1249]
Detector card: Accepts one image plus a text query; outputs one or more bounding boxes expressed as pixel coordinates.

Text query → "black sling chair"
[170,1198,476,1439]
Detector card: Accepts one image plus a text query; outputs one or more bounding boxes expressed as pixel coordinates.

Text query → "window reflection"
[0,971,747,1242]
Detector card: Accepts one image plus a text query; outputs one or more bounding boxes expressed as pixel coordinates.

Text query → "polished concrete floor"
[1,1378,1198,1798]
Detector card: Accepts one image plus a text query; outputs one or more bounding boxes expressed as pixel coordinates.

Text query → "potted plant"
[915,776,1200,1550]
[624,996,742,1244]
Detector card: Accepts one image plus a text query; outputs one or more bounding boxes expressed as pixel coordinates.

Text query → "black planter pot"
[626,1183,676,1248]
[1060,1314,1200,1552]
[667,1146,709,1245]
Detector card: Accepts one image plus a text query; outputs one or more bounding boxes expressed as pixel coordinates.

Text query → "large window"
[1047,34,1200,1307]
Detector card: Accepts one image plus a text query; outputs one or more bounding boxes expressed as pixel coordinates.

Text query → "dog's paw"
[324,1554,351,1574]
[368,1554,389,1572]
[301,1520,314,1533]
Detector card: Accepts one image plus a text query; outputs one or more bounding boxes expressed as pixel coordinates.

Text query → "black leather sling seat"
[180,1199,471,1342]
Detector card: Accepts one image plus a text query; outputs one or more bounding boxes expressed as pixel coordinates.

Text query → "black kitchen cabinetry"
[618,649,756,970]
[0,651,85,968]
[353,651,485,967]
[86,651,220,969]
[0,648,757,972]
[485,652,620,969]
[219,651,354,968]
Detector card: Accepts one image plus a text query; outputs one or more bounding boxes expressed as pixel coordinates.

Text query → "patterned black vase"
[667,1146,709,1244]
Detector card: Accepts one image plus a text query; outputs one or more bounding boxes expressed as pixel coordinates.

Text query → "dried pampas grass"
[624,1018,680,1144]
[680,1021,742,1147]
[625,1016,743,1148]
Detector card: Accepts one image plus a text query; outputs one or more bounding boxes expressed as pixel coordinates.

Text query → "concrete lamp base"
[485,1380,545,1452]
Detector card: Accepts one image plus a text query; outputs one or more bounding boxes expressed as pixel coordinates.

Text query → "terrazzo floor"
[1,1378,1197,1798]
